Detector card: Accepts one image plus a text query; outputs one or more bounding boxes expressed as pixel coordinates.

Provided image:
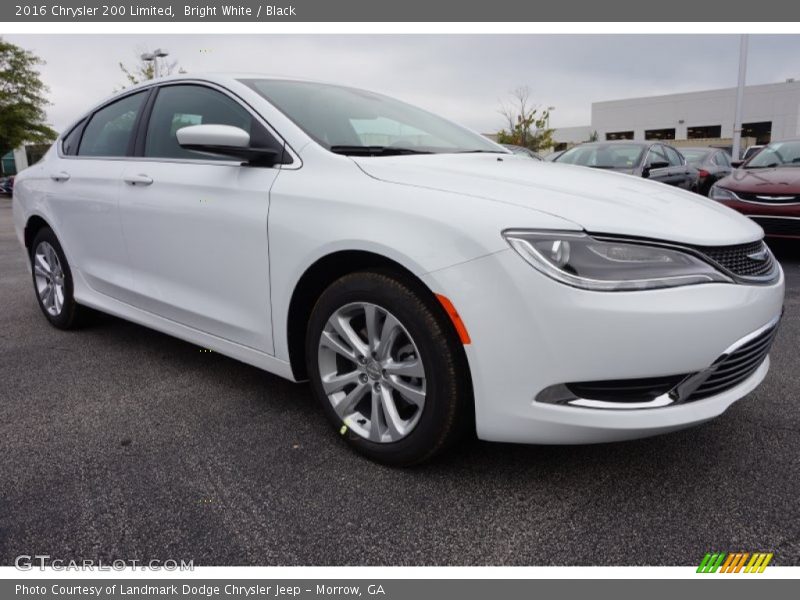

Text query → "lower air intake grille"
[686,319,780,401]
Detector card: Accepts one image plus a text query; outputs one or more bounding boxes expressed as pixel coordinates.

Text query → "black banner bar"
[4,579,799,600]
[3,0,800,22]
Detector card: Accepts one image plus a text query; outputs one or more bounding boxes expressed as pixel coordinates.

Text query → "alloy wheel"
[317,302,427,443]
[33,241,66,316]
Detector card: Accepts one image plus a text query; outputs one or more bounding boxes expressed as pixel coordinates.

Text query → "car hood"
[719,167,800,193]
[353,154,762,246]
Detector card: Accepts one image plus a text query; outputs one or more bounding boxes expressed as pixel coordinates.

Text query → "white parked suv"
[12,74,785,465]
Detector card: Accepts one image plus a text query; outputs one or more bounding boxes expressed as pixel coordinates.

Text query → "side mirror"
[648,160,670,170]
[731,160,744,168]
[176,124,279,167]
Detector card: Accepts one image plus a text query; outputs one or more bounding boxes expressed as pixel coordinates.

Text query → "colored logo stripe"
[698,552,773,573]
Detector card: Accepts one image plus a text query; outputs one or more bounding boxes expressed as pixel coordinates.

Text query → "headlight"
[709,184,738,201]
[503,230,732,291]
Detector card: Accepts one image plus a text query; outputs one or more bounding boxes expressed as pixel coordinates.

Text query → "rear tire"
[30,227,85,330]
[305,271,472,466]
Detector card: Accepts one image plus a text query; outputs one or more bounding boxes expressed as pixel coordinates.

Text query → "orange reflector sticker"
[435,294,471,345]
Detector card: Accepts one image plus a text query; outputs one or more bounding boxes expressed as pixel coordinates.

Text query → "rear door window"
[78,91,147,157]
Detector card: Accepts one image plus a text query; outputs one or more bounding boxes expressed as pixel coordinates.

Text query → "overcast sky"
[6,34,800,134]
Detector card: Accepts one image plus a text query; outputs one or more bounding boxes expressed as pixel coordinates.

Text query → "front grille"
[752,217,800,238]
[686,320,780,401]
[691,240,775,278]
[735,192,800,204]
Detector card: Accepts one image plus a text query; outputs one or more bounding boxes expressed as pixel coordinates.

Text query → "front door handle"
[50,171,70,182]
[123,174,153,186]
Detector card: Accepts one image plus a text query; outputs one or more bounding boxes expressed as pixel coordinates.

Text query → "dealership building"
[553,79,800,152]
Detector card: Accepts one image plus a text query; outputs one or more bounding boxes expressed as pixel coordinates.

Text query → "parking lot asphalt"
[0,195,798,566]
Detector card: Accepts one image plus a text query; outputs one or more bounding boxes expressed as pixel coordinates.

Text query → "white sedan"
[12,74,784,465]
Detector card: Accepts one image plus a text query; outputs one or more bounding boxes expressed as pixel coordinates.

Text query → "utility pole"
[732,34,748,160]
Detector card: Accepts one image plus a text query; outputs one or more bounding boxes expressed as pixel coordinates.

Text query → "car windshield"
[241,79,502,156]
[678,149,711,166]
[555,144,644,169]
[745,141,800,168]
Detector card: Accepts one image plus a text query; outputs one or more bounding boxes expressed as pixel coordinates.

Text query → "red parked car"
[710,139,800,239]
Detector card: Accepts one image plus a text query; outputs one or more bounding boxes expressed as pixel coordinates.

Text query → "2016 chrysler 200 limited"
[13,75,785,465]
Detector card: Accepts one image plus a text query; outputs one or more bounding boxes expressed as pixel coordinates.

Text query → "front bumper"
[422,248,785,444]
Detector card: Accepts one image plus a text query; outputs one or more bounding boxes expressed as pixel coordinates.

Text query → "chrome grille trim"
[675,314,781,402]
[690,240,777,281]
[733,191,800,205]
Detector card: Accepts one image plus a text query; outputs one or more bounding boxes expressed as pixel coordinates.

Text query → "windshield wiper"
[329,145,431,157]
[455,149,507,154]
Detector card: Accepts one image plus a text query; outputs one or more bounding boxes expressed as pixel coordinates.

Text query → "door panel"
[118,162,278,352]
[46,158,133,299]
[46,90,149,301]
[116,83,284,352]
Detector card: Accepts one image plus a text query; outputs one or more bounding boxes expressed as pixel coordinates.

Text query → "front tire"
[306,271,472,466]
[30,227,84,329]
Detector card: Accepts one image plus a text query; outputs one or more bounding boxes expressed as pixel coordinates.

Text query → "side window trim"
[132,86,160,157]
[60,118,88,156]
[74,89,150,159]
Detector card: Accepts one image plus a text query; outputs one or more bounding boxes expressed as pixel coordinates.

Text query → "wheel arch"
[285,249,471,387]
[24,214,52,251]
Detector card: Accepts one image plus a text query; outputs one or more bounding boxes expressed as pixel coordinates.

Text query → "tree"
[496,86,554,152]
[587,130,599,142]
[0,38,57,158]
[118,50,185,90]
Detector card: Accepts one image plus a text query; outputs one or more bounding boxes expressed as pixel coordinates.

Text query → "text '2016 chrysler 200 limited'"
[13,75,785,465]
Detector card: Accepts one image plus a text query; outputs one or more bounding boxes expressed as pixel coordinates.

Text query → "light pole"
[732,35,748,160]
[546,106,555,129]
[140,48,169,79]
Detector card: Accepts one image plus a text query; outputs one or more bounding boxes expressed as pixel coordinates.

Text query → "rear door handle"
[123,174,153,186]
[50,171,70,182]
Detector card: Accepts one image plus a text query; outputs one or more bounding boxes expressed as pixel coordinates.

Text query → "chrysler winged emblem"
[747,247,769,262]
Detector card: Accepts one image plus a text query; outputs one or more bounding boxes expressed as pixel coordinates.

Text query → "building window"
[554,142,568,151]
[742,121,772,145]
[606,131,634,141]
[644,128,676,140]
[687,125,722,139]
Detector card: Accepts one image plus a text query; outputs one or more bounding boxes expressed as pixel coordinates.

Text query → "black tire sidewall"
[306,271,467,466]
